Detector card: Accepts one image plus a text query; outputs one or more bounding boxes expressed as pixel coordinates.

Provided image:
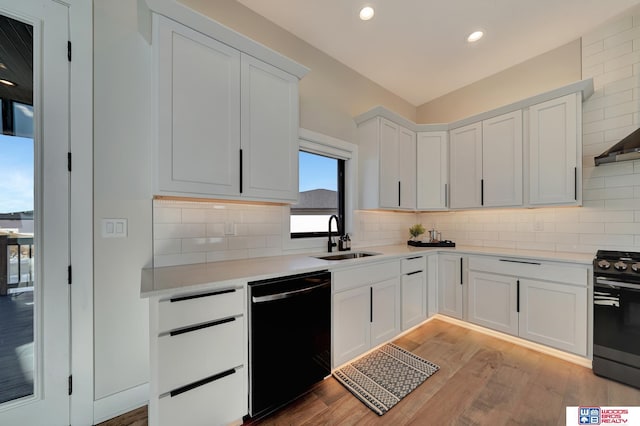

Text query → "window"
[290,151,345,238]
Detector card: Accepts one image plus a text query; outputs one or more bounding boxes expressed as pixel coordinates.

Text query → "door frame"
[67,0,94,425]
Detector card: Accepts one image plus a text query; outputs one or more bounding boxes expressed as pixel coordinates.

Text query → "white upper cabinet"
[358,117,416,210]
[417,131,448,210]
[450,111,523,209]
[155,16,241,196]
[482,110,523,207]
[153,14,302,203]
[240,54,299,201]
[449,123,482,209]
[528,93,581,206]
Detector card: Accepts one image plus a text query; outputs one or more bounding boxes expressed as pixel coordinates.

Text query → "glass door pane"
[0,12,35,405]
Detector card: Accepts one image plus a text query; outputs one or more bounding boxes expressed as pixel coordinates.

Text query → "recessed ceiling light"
[359,6,375,21]
[467,30,484,43]
[0,79,15,86]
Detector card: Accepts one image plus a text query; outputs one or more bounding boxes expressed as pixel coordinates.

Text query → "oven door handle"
[595,277,640,292]
[252,281,330,303]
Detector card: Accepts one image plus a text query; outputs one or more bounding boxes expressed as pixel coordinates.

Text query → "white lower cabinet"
[438,254,465,320]
[149,286,247,426]
[466,256,588,356]
[332,261,401,367]
[401,256,427,330]
[467,271,518,336]
[518,278,587,355]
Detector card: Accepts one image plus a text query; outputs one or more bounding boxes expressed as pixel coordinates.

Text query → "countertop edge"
[141,245,594,298]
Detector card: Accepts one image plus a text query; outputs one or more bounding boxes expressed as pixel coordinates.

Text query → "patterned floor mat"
[333,343,439,415]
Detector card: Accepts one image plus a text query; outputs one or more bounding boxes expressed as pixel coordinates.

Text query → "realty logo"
[579,407,601,425]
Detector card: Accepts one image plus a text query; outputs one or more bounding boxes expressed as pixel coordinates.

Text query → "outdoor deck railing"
[0,234,34,296]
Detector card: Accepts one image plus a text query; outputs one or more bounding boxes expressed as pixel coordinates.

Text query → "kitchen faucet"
[328,215,340,252]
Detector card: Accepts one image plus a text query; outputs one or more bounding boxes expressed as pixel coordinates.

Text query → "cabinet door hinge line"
[67,41,71,62]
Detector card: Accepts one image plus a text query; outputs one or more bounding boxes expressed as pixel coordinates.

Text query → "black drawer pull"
[406,270,422,276]
[170,368,236,398]
[170,288,236,303]
[499,259,541,266]
[170,317,236,337]
[406,256,422,260]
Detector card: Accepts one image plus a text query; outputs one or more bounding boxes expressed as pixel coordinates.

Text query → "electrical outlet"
[102,218,128,238]
[534,221,544,232]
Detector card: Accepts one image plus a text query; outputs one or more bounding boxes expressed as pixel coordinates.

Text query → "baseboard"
[432,314,593,369]
[93,383,149,424]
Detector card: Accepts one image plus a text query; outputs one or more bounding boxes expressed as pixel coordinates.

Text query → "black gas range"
[593,250,640,388]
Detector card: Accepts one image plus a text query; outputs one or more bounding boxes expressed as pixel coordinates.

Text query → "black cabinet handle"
[170,316,236,337]
[370,287,373,323]
[460,257,463,285]
[407,270,422,276]
[398,181,401,206]
[170,288,236,303]
[239,149,244,193]
[574,167,577,201]
[445,183,448,207]
[170,368,236,398]
[481,179,484,206]
[517,280,520,313]
[499,259,541,266]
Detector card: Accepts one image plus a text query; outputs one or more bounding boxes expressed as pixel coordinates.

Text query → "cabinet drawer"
[158,316,243,394]
[468,256,587,287]
[158,287,244,333]
[333,261,400,293]
[158,365,246,426]
[401,256,425,274]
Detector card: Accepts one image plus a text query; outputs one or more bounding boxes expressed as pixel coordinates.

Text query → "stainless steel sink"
[314,252,379,261]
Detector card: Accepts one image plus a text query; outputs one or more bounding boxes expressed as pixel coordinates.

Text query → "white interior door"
[0,0,70,424]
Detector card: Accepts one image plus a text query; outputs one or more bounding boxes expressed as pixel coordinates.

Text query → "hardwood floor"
[105,318,640,426]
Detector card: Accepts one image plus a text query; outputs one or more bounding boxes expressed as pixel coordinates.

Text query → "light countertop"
[141,244,594,298]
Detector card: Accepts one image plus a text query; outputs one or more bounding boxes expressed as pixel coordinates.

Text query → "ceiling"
[236,0,640,106]
[0,14,33,106]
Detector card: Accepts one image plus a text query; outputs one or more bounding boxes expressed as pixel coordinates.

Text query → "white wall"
[420,4,640,254]
[93,0,152,408]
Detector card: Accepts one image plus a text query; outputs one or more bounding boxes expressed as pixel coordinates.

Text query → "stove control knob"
[597,259,611,270]
[614,261,628,271]
[633,263,640,273]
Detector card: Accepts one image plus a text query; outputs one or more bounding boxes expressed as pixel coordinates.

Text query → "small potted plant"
[409,223,425,241]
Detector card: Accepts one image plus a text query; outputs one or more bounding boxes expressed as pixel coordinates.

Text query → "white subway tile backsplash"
[181,237,226,253]
[604,75,639,95]
[582,90,632,113]
[583,40,604,57]
[583,114,633,134]
[583,42,633,73]
[606,222,640,234]
[154,223,206,240]
[582,15,633,46]
[153,239,181,256]
[154,207,181,224]
[181,208,207,223]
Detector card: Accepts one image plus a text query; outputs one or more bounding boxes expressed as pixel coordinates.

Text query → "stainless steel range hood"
[594,127,640,165]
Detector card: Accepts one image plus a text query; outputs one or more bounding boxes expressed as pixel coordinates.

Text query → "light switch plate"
[102,218,128,238]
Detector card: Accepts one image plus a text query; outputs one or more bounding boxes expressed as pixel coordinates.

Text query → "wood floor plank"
[105,318,640,426]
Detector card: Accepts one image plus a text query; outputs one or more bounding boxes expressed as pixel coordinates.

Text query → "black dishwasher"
[248,270,331,419]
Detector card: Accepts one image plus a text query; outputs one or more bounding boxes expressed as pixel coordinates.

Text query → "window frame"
[290,153,344,239]
[283,128,357,252]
